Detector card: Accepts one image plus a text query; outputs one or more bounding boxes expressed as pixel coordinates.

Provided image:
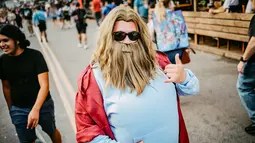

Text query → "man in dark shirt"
[0,24,62,143]
[71,2,88,49]
[22,4,34,37]
[237,15,255,135]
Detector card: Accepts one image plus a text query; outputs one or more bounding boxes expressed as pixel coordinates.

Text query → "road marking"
[43,42,76,101]
[35,128,46,143]
[33,27,76,133]
[43,42,76,132]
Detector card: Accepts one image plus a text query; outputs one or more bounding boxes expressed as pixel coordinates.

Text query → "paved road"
[1,19,255,143]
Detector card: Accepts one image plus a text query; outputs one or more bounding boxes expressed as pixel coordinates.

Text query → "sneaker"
[245,123,255,135]
[77,43,83,48]
[30,33,35,37]
[83,44,88,49]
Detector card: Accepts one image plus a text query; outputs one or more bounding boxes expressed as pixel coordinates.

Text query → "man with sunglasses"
[75,6,199,143]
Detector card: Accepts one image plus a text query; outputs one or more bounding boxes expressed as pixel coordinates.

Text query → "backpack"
[152,10,189,52]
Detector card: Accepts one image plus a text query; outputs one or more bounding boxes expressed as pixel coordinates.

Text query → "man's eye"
[2,39,9,42]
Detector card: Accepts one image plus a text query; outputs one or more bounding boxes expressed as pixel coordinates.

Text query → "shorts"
[52,16,57,20]
[10,98,56,143]
[95,12,101,20]
[64,15,71,21]
[58,14,64,19]
[76,23,87,34]
[38,20,47,32]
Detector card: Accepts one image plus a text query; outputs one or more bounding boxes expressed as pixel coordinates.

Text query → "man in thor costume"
[75,6,199,143]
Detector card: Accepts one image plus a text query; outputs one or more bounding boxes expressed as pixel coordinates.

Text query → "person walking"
[236,14,255,135]
[23,4,35,37]
[0,24,62,143]
[49,4,59,26]
[7,9,16,25]
[71,2,88,49]
[14,8,23,31]
[101,0,116,20]
[62,3,72,29]
[92,0,102,26]
[32,6,48,42]
[134,0,149,23]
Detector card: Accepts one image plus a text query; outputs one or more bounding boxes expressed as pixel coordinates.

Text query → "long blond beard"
[100,41,157,95]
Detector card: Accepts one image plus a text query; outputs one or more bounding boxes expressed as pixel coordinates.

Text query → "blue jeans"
[237,61,255,123]
[10,98,56,143]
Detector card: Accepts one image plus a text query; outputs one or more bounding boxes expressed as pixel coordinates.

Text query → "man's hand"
[164,54,186,83]
[209,9,215,14]
[138,141,144,143]
[27,108,40,129]
[237,61,245,74]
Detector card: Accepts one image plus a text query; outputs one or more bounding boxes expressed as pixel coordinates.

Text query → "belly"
[104,73,179,143]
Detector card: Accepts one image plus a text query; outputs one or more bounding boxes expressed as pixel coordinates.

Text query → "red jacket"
[75,51,189,143]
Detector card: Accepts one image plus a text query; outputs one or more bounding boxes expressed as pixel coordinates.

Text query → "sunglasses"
[113,31,140,41]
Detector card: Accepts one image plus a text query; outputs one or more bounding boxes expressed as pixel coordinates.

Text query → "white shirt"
[223,0,239,9]
[246,0,254,13]
[170,0,175,9]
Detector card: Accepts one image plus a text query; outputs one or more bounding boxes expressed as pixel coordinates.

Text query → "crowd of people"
[208,0,255,14]
[0,0,254,143]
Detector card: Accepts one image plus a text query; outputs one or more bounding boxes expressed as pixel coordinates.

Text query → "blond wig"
[155,0,171,23]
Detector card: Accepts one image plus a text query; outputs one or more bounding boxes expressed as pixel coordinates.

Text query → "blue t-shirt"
[32,10,46,25]
[134,0,148,18]
[102,4,116,16]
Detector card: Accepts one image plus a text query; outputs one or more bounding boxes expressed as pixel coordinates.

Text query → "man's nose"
[122,35,135,44]
[0,42,3,47]
[0,42,5,48]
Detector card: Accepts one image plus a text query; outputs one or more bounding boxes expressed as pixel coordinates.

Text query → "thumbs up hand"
[164,54,186,83]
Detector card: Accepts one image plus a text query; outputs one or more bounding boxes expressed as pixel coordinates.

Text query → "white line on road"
[43,42,76,132]
[33,27,76,133]
[43,41,76,100]
[35,128,46,143]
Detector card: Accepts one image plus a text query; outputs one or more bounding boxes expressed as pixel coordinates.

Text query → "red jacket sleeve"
[156,51,172,69]
[75,66,106,143]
